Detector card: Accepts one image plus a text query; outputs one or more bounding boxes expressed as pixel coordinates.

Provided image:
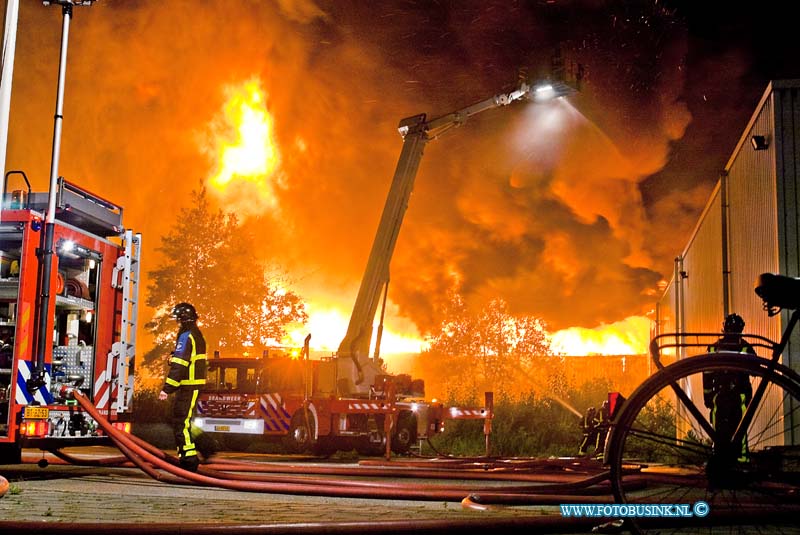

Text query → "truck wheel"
[285,412,315,453]
[0,442,22,465]
[391,413,417,454]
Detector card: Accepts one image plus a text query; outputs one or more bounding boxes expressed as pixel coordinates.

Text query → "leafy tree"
[143,186,307,370]
[422,292,554,401]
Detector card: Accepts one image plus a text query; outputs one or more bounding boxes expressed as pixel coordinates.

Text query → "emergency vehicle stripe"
[96,374,110,410]
[348,402,386,411]
[448,408,488,418]
[257,399,279,432]
[16,360,54,405]
[95,370,110,410]
[260,394,290,431]
[15,303,33,404]
[258,399,280,431]
[18,303,30,363]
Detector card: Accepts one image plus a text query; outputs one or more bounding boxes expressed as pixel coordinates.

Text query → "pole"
[31,1,72,392]
[0,0,20,203]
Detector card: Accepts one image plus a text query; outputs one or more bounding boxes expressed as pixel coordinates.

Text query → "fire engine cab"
[0,173,139,463]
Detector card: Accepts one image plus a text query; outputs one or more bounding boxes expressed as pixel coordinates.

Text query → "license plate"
[214,425,230,432]
[24,406,49,419]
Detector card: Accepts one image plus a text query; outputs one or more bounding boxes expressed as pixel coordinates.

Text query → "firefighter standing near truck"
[159,302,208,472]
[578,406,599,456]
[703,313,754,463]
[594,400,610,458]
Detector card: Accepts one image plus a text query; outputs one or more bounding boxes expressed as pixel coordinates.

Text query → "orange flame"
[203,79,650,360]
[284,306,427,359]
[203,78,281,213]
[550,316,650,355]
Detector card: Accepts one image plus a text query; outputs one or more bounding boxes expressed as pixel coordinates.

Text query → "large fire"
[203,78,281,212]
[204,79,430,357]
[203,79,650,360]
[284,307,427,356]
[550,316,650,355]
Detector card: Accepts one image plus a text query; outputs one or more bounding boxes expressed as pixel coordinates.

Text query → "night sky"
[5,0,800,346]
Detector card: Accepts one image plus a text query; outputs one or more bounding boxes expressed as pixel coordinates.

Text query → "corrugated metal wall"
[681,187,725,346]
[654,80,800,447]
[726,92,780,351]
[724,88,784,448]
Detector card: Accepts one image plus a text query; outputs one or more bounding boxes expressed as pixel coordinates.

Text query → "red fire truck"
[194,347,491,456]
[0,174,139,463]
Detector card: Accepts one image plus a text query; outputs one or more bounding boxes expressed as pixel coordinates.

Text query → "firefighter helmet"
[723,313,745,334]
[171,302,198,323]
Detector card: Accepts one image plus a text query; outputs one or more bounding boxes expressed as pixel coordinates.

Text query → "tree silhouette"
[143,185,306,370]
[423,292,554,401]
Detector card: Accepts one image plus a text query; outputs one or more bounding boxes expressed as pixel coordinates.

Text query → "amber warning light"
[20,419,50,438]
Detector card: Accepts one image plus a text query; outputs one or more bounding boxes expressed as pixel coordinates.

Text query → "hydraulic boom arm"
[336,80,538,394]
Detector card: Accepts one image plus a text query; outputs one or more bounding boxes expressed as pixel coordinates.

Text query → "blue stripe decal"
[259,398,278,431]
[17,361,55,405]
[16,368,33,404]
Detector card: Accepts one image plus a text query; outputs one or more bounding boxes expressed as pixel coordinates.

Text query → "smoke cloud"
[5,1,760,339]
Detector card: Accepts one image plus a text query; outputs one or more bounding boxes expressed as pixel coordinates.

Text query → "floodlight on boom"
[43,1,98,6]
[531,80,576,102]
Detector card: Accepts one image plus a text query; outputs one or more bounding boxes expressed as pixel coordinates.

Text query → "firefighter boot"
[195,430,218,462]
[179,455,200,473]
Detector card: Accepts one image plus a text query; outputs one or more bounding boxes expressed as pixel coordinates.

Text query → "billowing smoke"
[6,1,749,340]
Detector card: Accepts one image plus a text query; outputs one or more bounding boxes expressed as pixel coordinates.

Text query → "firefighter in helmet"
[578,406,599,456]
[703,313,754,463]
[594,400,611,458]
[159,302,208,471]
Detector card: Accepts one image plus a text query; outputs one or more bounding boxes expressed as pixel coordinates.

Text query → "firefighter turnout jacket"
[163,324,207,393]
[703,334,754,410]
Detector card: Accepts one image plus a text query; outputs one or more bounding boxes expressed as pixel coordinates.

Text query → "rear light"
[21,420,50,437]
[112,422,131,434]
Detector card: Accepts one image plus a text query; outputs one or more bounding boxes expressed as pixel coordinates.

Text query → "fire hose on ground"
[63,387,623,503]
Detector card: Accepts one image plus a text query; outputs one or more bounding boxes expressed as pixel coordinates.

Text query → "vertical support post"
[484,391,493,458]
[384,380,396,460]
[1,0,20,190]
[32,2,73,392]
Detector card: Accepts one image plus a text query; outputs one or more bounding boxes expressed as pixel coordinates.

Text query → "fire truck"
[195,347,444,455]
[195,345,493,455]
[0,174,139,463]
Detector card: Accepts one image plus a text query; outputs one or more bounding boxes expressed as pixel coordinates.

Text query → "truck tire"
[0,442,22,465]
[284,411,315,453]
[391,412,417,454]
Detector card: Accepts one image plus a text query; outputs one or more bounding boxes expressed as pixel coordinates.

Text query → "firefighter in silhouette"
[594,400,611,458]
[159,302,208,471]
[703,313,754,463]
[578,406,599,456]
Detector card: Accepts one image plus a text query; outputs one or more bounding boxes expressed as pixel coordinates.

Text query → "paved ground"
[0,449,602,534]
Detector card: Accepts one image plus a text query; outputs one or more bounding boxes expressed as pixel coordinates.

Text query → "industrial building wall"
[656,82,799,360]
[655,81,800,448]
[679,186,725,351]
[726,90,781,355]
